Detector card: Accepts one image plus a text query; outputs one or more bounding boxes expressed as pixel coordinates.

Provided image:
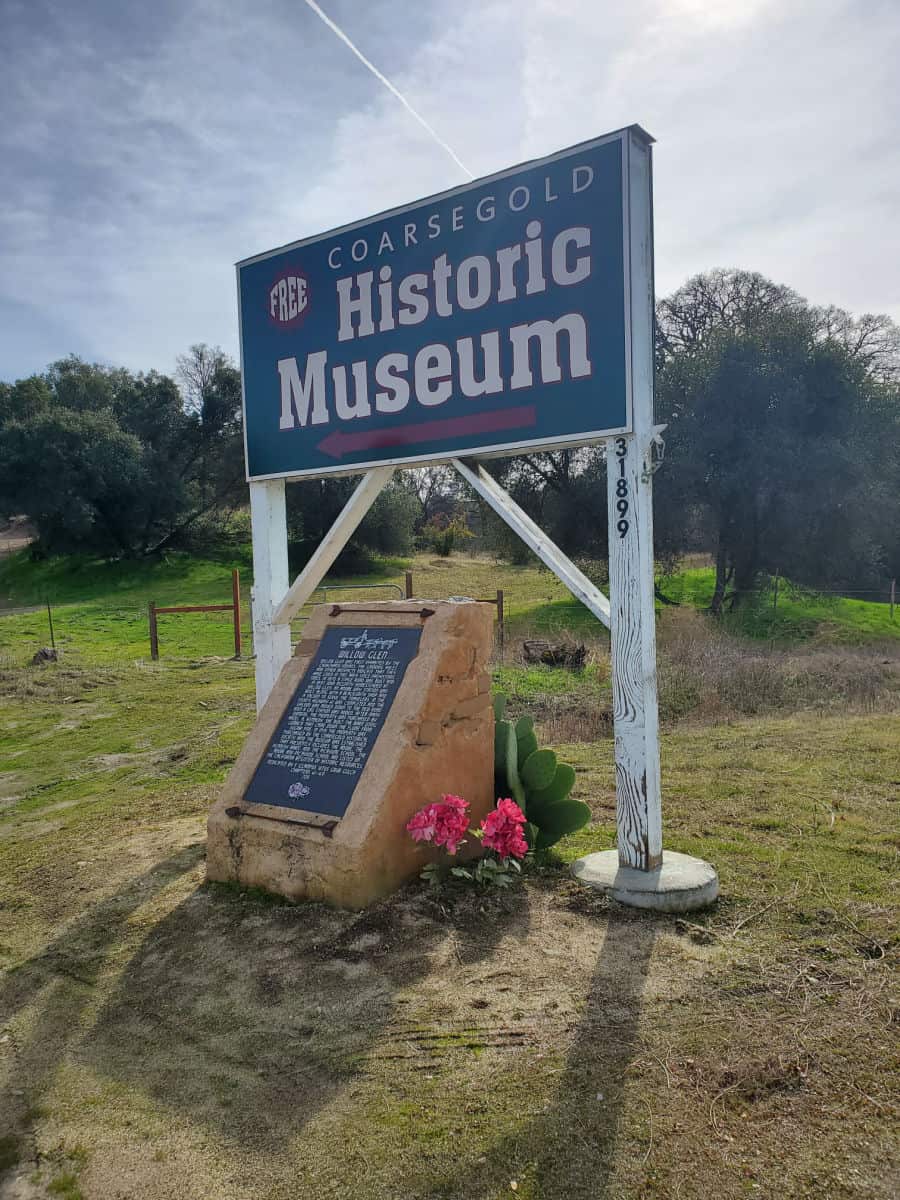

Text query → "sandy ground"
[1,701,897,1199]
[0,811,728,1200]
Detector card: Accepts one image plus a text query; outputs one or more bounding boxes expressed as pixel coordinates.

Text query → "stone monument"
[207,599,494,908]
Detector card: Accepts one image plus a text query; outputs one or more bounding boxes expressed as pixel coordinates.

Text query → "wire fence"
[653,568,897,602]
[0,580,414,668]
[0,601,250,668]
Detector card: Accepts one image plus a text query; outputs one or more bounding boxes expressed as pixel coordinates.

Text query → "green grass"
[0,548,253,608]
[0,550,581,666]
[0,549,408,666]
[494,662,608,706]
[660,567,898,643]
[0,1135,20,1173]
[506,597,603,638]
[0,549,258,665]
[47,1170,84,1200]
[0,543,897,1197]
[0,551,896,676]
[524,567,899,645]
[551,714,900,914]
[1,647,897,1197]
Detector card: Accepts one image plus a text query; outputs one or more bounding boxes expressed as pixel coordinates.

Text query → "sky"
[1,0,898,382]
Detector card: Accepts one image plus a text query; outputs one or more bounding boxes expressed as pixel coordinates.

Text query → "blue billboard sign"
[237,125,652,480]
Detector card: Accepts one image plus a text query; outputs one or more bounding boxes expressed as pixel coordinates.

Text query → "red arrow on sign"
[317,405,537,460]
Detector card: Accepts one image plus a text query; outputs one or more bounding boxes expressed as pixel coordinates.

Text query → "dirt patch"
[0,519,35,559]
[0,818,67,842]
[2,845,897,1199]
[1,834,705,1199]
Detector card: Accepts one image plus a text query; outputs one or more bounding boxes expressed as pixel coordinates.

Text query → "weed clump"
[657,608,899,722]
[498,608,898,736]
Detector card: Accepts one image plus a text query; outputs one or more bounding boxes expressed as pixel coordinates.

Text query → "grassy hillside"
[0,551,581,666]
[660,566,898,643]
[0,548,250,608]
[1,551,896,672]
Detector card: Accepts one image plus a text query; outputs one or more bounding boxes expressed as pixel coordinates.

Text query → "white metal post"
[572,128,717,908]
[249,479,292,711]
[606,432,662,869]
[606,128,662,871]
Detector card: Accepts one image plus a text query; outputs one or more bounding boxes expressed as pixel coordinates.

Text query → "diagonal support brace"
[452,456,611,629]
[272,466,394,627]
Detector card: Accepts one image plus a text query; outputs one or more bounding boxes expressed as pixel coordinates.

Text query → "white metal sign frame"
[247,128,664,875]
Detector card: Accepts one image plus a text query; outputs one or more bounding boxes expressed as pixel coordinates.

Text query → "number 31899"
[614,437,629,538]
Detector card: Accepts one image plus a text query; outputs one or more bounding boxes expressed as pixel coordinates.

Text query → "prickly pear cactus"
[492,693,590,849]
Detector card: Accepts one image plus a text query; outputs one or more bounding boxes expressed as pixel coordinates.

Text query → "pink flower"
[406,803,440,844]
[406,794,471,855]
[480,798,529,861]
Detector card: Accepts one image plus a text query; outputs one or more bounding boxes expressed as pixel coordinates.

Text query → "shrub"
[422,514,474,557]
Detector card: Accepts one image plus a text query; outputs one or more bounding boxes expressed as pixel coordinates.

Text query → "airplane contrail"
[301,0,475,180]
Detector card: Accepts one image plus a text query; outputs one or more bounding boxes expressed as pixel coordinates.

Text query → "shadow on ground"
[78,874,526,1149]
[2,847,653,1199]
[419,905,659,1200]
[0,844,205,1179]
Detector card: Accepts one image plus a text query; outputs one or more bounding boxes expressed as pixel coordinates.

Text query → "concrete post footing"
[570,849,719,913]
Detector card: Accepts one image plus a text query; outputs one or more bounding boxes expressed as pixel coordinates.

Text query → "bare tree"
[656,268,803,357]
[175,343,232,413]
[812,307,900,382]
[399,465,460,524]
[657,270,900,384]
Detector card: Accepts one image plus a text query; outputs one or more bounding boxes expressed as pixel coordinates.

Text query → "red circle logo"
[268,267,310,328]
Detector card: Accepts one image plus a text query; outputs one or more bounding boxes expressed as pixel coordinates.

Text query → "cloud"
[519,0,900,312]
[1,0,897,382]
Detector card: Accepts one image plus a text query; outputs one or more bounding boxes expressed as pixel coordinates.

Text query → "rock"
[207,601,495,909]
[522,639,586,669]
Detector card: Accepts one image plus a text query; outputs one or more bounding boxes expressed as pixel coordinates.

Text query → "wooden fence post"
[148,601,159,661]
[405,571,413,599]
[496,588,504,661]
[232,568,242,658]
